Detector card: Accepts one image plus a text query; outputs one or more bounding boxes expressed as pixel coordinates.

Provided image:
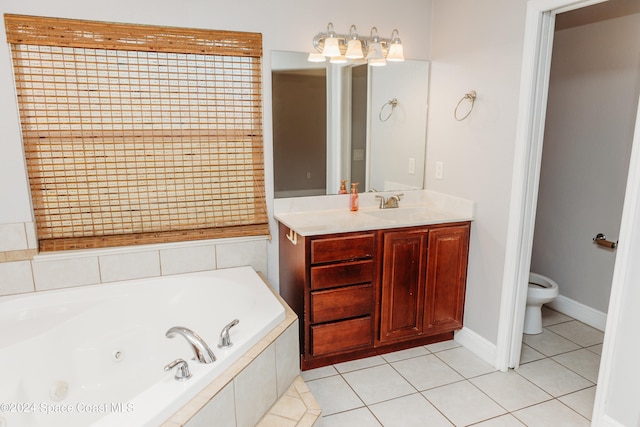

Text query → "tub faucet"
[165,326,216,364]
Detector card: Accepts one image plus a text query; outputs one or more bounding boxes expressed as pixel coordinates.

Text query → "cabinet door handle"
[286,229,298,245]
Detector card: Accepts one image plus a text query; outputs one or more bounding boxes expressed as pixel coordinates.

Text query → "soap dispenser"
[350,182,359,212]
[339,180,348,194]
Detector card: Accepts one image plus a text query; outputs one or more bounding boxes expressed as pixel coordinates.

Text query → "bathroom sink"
[362,207,450,223]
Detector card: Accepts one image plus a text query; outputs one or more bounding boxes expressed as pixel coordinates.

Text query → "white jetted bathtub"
[0,266,287,427]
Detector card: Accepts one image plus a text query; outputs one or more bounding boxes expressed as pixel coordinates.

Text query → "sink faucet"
[166,326,216,364]
[375,193,404,209]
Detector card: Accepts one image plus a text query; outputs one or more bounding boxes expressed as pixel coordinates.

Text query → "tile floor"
[302,307,604,426]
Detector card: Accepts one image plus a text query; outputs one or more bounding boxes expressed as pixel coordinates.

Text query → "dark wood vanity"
[278,221,470,370]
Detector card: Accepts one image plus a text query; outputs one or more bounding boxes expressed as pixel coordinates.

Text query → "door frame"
[498,0,640,423]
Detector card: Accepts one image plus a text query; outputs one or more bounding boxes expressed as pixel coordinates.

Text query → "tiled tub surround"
[0,220,268,296]
[162,278,306,427]
[273,190,474,236]
[0,266,304,427]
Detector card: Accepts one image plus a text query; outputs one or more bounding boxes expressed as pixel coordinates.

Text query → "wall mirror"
[271,50,429,197]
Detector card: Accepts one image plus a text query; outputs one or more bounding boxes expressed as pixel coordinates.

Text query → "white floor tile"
[516,358,593,397]
[381,346,430,363]
[342,364,415,405]
[425,339,461,353]
[547,320,604,347]
[306,375,363,416]
[522,328,581,356]
[541,306,572,326]
[391,354,464,391]
[317,407,382,427]
[369,393,453,427]
[434,346,496,378]
[558,386,596,420]
[519,344,545,364]
[552,348,601,383]
[334,355,387,373]
[512,399,590,426]
[301,365,338,382]
[472,414,526,426]
[422,381,506,426]
[586,343,603,356]
[470,370,552,412]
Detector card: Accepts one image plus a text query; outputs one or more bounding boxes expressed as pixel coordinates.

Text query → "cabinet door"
[424,224,470,333]
[379,228,429,343]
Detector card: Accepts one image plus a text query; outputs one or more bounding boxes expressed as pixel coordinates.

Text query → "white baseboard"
[547,294,607,332]
[454,327,498,369]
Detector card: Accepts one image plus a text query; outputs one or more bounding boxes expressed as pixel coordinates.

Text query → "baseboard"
[454,327,498,369]
[547,294,607,332]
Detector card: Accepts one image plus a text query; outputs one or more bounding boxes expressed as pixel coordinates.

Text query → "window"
[5,14,268,251]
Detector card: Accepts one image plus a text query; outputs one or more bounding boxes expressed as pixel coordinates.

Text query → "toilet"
[524,272,559,334]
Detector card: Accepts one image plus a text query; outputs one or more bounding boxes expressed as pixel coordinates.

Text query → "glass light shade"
[387,42,404,62]
[345,39,364,59]
[367,41,385,65]
[308,52,326,62]
[322,37,341,57]
[330,55,347,64]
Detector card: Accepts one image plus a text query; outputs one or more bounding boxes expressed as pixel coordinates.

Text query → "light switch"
[408,158,415,175]
[435,161,444,180]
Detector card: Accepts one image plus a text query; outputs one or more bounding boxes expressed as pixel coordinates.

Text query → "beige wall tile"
[32,256,101,291]
[160,245,216,276]
[0,261,34,295]
[99,251,161,283]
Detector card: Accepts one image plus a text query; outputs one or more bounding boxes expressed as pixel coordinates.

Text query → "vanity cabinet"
[278,221,470,370]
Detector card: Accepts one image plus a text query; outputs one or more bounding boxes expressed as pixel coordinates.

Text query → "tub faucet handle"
[164,358,192,381]
[218,319,240,349]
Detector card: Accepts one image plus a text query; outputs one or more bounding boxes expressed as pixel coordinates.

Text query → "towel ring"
[379,98,398,122]
[454,90,477,121]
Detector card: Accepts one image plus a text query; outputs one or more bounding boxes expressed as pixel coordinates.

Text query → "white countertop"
[273,190,474,236]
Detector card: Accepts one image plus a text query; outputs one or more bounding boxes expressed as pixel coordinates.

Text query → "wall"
[0,0,433,296]
[427,0,528,346]
[531,12,640,315]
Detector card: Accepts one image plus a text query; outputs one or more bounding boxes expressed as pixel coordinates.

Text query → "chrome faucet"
[218,319,240,349]
[165,326,216,364]
[375,193,404,209]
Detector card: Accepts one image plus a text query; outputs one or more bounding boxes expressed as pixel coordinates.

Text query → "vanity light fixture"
[309,22,405,66]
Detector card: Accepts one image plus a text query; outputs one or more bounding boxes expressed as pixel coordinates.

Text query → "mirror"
[271,50,429,197]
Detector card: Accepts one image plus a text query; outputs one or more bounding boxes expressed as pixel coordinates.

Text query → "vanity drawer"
[310,316,373,356]
[310,283,374,324]
[310,233,375,264]
[310,260,374,290]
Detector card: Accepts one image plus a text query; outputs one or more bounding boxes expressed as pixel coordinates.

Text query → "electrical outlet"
[435,161,444,180]
[306,172,311,179]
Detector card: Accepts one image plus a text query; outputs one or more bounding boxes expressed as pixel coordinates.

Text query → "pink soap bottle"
[350,182,359,212]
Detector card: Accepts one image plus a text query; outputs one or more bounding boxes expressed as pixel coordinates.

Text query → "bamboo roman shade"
[5,14,269,251]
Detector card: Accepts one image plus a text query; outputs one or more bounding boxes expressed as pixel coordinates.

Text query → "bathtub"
[0,266,287,427]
